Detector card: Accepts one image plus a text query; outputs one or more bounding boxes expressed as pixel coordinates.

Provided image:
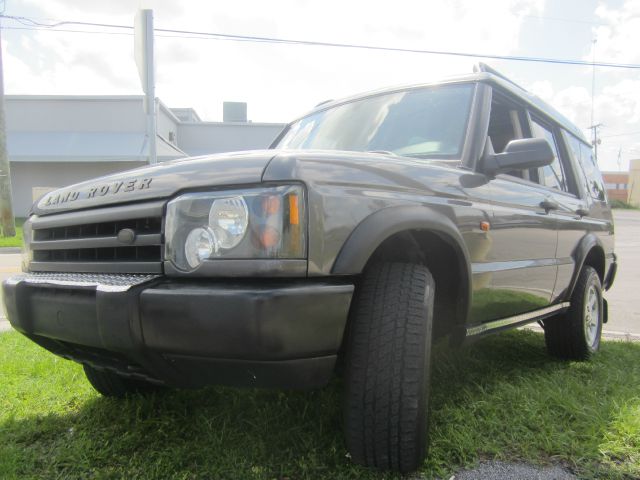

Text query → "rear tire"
[544,265,603,360]
[83,364,163,397]
[344,262,435,473]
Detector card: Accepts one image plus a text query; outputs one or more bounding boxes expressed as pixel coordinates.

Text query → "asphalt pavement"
[602,209,640,336]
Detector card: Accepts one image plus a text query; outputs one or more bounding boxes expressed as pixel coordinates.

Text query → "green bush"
[610,199,637,209]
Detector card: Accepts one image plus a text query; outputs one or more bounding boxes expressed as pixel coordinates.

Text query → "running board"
[466,302,570,337]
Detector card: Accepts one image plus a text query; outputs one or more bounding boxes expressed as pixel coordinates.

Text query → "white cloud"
[8,0,638,169]
[589,0,640,64]
[7,0,544,122]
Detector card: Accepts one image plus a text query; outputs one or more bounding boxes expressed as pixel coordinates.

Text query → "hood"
[34,150,277,216]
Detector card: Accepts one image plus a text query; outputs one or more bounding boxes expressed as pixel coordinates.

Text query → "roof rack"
[473,63,527,92]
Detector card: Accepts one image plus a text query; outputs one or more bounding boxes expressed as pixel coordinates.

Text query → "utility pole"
[589,123,602,164]
[617,147,622,171]
[134,9,157,165]
[0,29,15,237]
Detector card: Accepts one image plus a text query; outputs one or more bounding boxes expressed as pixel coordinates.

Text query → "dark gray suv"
[2,65,616,473]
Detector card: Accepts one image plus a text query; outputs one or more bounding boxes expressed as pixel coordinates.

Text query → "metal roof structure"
[8,131,184,163]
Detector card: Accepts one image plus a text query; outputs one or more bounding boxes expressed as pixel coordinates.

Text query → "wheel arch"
[566,234,606,300]
[331,205,472,335]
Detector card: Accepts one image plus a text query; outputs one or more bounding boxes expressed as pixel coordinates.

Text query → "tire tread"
[344,262,434,473]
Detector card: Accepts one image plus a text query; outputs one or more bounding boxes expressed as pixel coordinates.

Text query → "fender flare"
[331,205,472,324]
[565,233,605,300]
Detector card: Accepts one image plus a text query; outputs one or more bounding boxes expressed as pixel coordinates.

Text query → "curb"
[524,324,640,342]
[0,247,20,254]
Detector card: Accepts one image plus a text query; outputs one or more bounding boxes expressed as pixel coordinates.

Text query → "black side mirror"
[482,138,554,176]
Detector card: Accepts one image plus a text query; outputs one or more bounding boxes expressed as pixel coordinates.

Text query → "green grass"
[0,218,24,248]
[1,330,639,479]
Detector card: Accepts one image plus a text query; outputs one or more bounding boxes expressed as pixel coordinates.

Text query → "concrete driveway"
[1,209,639,335]
[0,252,20,332]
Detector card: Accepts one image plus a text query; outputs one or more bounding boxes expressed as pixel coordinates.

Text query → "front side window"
[276,84,475,159]
[530,118,566,191]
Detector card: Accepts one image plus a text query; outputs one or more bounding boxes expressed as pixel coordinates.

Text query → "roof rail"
[315,99,334,108]
[473,63,527,92]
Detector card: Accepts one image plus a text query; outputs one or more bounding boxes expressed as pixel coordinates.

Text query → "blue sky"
[3,0,639,170]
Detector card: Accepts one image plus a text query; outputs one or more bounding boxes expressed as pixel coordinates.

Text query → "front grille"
[29,201,165,274]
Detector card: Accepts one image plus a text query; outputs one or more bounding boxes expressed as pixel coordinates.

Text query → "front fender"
[331,205,472,323]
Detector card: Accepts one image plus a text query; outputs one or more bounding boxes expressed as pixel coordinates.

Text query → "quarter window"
[563,131,607,201]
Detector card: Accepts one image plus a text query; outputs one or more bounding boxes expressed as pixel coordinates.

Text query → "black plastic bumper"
[2,273,354,389]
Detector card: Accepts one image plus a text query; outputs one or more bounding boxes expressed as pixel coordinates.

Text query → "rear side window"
[530,118,566,191]
[563,131,606,201]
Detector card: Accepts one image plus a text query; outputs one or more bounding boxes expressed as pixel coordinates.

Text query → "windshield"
[276,83,474,158]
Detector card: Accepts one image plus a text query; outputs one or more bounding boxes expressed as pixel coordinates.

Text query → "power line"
[522,14,609,26]
[3,14,640,70]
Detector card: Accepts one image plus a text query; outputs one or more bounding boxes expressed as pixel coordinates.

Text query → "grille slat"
[31,233,162,250]
[30,202,164,274]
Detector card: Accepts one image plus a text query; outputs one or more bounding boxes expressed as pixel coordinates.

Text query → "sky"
[2,0,640,171]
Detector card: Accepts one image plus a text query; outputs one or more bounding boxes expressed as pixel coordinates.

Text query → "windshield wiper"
[366,150,397,156]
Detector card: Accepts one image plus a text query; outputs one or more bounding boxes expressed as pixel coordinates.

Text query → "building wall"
[629,160,640,207]
[10,161,146,217]
[157,105,179,146]
[5,96,286,217]
[6,96,146,132]
[602,172,629,203]
[178,122,285,156]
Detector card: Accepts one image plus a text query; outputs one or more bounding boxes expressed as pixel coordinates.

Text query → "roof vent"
[223,102,248,123]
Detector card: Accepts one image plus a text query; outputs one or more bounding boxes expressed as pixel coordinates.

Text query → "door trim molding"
[466,302,570,337]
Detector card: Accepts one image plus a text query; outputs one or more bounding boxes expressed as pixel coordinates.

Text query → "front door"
[472,90,559,322]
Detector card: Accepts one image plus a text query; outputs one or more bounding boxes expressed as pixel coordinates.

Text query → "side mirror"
[482,138,554,176]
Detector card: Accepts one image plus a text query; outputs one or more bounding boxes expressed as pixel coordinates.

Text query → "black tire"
[83,364,162,397]
[344,262,435,473]
[544,265,603,360]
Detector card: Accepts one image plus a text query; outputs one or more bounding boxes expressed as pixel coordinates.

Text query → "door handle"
[540,199,559,211]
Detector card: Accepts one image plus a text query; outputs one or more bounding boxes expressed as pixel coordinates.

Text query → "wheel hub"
[583,285,600,346]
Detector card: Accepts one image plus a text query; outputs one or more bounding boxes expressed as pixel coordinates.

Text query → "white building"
[6,96,285,216]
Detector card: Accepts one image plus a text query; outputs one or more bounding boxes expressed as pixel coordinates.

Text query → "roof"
[298,72,588,144]
[8,131,185,163]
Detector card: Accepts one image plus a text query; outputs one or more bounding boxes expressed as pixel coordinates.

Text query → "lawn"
[0,218,24,248]
[1,329,639,479]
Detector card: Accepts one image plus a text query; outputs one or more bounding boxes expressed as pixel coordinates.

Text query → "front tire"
[83,364,163,397]
[544,265,603,360]
[343,262,435,473]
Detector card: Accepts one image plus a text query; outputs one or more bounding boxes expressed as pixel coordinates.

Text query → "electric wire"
[2,14,640,70]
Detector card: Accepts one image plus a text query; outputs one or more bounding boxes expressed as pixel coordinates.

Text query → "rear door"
[545,129,613,301]
[527,116,585,303]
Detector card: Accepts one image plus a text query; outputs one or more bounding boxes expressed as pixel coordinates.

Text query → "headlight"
[208,196,248,249]
[165,185,306,271]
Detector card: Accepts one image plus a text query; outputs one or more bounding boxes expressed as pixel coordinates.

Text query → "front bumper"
[2,273,354,389]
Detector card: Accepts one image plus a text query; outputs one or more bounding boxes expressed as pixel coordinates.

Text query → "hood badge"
[117,228,137,245]
[43,178,153,207]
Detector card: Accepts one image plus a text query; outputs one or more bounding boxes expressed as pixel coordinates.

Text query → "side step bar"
[466,302,570,337]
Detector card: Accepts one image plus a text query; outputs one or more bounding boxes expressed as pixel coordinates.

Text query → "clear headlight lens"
[208,196,248,249]
[184,227,217,269]
[165,185,306,271]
